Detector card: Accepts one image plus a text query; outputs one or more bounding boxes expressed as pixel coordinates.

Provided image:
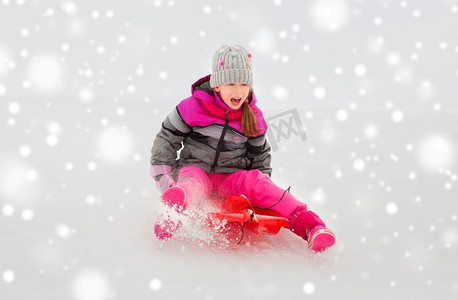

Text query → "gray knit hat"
[209,45,253,88]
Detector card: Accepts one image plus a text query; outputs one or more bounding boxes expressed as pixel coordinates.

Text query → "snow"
[302,281,316,294]
[0,84,7,96]
[95,127,135,163]
[25,55,65,92]
[416,134,456,171]
[309,0,349,31]
[354,64,367,77]
[149,278,162,291]
[71,269,113,300]
[271,85,288,101]
[1,0,458,299]
[8,102,20,114]
[313,86,327,99]
[391,110,404,122]
[385,202,398,215]
[21,208,34,221]
[3,270,15,283]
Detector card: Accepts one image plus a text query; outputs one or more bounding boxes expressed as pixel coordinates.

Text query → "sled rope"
[237,186,291,245]
[251,186,291,211]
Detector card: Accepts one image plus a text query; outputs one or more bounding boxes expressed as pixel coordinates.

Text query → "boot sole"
[307,228,336,252]
[161,186,186,211]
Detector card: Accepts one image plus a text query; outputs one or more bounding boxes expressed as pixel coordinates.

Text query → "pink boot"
[161,186,186,211]
[288,207,335,252]
[154,186,187,241]
[306,225,336,252]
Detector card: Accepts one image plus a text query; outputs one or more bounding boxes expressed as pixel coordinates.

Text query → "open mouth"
[230,98,242,106]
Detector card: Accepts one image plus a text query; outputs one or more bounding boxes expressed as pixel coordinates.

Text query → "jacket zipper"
[211,111,229,173]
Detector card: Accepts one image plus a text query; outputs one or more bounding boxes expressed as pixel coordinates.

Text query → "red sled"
[207,194,289,235]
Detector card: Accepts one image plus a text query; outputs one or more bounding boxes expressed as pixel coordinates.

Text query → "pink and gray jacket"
[150,75,272,189]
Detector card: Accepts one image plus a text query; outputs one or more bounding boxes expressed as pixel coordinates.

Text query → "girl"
[150,45,335,252]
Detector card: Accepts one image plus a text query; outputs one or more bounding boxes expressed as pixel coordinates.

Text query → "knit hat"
[209,45,253,88]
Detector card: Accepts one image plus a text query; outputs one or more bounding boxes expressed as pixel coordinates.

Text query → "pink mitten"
[156,173,175,194]
[151,165,176,194]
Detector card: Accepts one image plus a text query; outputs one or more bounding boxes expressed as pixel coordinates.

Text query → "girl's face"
[214,83,250,110]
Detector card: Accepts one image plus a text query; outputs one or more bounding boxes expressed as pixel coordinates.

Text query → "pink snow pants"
[175,166,325,240]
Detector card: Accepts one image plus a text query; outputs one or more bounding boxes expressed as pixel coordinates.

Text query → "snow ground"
[1,1,458,299]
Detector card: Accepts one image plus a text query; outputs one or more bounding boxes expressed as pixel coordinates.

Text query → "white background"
[1,0,457,299]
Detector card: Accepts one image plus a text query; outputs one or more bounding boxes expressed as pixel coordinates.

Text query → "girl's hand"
[156,173,176,194]
[151,165,176,193]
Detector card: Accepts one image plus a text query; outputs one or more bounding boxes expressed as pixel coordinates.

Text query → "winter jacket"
[150,75,272,183]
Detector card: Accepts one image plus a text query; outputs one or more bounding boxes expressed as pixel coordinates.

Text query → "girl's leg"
[154,166,212,240]
[218,169,326,240]
[176,166,213,207]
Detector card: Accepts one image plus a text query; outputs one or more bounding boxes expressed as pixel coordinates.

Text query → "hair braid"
[241,102,260,137]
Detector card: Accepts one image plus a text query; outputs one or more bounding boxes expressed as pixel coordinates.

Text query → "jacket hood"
[191,75,258,111]
[186,75,267,135]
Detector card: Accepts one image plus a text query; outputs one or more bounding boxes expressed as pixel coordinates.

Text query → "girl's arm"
[246,134,272,176]
[150,107,191,192]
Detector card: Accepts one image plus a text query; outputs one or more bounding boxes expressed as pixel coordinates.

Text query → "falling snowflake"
[302,282,316,294]
[71,269,113,300]
[309,0,349,31]
[26,54,65,92]
[416,135,455,171]
[149,278,162,291]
